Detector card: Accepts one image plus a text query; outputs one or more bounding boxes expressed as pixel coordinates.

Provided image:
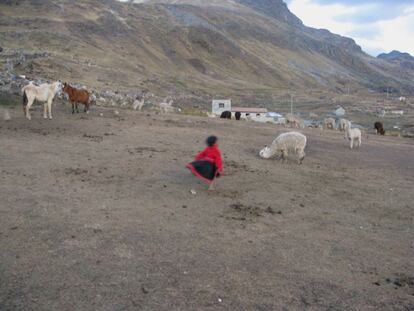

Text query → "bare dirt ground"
[1,103,414,310]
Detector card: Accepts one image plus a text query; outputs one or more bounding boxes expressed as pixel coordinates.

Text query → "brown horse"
[62,83,91,114]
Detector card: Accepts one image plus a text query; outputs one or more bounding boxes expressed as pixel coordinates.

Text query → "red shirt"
[195,144,223,173]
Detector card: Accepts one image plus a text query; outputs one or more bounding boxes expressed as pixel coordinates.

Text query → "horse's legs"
[72,101,75,114]
[76,102,79,113]
[43,103,48,119]
[47,99,53,119]
[26,97,34,120]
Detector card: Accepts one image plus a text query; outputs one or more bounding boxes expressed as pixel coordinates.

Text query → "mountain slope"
[378,50,414,70]
[0,0,413,106]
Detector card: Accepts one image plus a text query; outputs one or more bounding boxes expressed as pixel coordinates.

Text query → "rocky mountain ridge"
[0,0,413,109]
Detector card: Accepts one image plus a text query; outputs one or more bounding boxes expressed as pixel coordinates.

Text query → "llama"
[285,113,305,129]
[158,99,180,113]
[338,118,350,131]
[344,123,362,149]
[341,119,351,138]
[259,131,307,164]
[133,98,145,111]
[22,81,62,120]
[323,117,336,130]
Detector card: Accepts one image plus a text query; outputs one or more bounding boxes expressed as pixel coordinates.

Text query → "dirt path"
[1,105,414,310]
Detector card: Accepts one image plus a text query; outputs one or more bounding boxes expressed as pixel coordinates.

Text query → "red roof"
[231,107,268,113]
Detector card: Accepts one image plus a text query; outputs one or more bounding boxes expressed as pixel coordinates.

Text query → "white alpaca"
[133,98,145,111]
[259,131,307,164]
[158,99,180,113]
[158,100,173,113]
[344,123,361,149]
[338,118,350,132]
[22,81,62,120]
[285,113,305,129]
[323,117,336,130]
[341,120,352,138]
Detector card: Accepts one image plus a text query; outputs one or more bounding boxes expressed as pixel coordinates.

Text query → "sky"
[286,0,414,56]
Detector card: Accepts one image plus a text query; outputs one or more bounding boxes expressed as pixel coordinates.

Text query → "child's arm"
[195,149,207,161]
[215,151,223,173]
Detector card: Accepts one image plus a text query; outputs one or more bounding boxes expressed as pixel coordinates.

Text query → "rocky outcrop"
[236,0,303,27]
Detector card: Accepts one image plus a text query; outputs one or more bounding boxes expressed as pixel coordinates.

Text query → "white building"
[210,99,283,124]
[390,110,404,116]
[212,99,232,116]
[231,107,268,119]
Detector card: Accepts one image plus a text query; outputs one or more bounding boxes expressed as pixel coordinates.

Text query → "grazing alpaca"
[259,131,307,164]
[374,122,385,135]
[22,81,62,120]
[344,123,362,149]
[323,117,336,130]
[62,83,92,114]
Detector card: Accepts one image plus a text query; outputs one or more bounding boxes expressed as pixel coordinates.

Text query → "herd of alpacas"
[259,116,374,163]
[18,79,389,165]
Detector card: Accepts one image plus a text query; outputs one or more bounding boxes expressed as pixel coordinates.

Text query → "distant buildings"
[211,99,268,119]
[231,107,268,119]
[210,99,288,124]
[212,99,232,116]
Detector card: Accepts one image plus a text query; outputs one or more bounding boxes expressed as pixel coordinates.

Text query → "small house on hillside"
[212,99,232,116]
[231,107,268,119]
[211,100,268,119]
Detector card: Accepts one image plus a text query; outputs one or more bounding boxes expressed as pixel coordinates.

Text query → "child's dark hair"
[206,136,218,147]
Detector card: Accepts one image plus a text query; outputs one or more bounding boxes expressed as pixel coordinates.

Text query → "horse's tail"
[22,90,28,114]
[23,90,28,107]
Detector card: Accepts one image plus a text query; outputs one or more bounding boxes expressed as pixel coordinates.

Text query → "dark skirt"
[186,160,217,184]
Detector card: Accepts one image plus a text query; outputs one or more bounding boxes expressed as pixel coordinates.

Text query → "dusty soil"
[1,104,414,310]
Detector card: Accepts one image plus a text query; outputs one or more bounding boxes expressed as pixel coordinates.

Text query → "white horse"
[22,81,62,120]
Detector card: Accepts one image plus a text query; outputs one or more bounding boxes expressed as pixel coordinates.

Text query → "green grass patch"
[180,107,208,117]
[170,78,186,88]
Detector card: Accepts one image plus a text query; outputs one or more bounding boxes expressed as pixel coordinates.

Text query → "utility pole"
[290,94,293,115]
